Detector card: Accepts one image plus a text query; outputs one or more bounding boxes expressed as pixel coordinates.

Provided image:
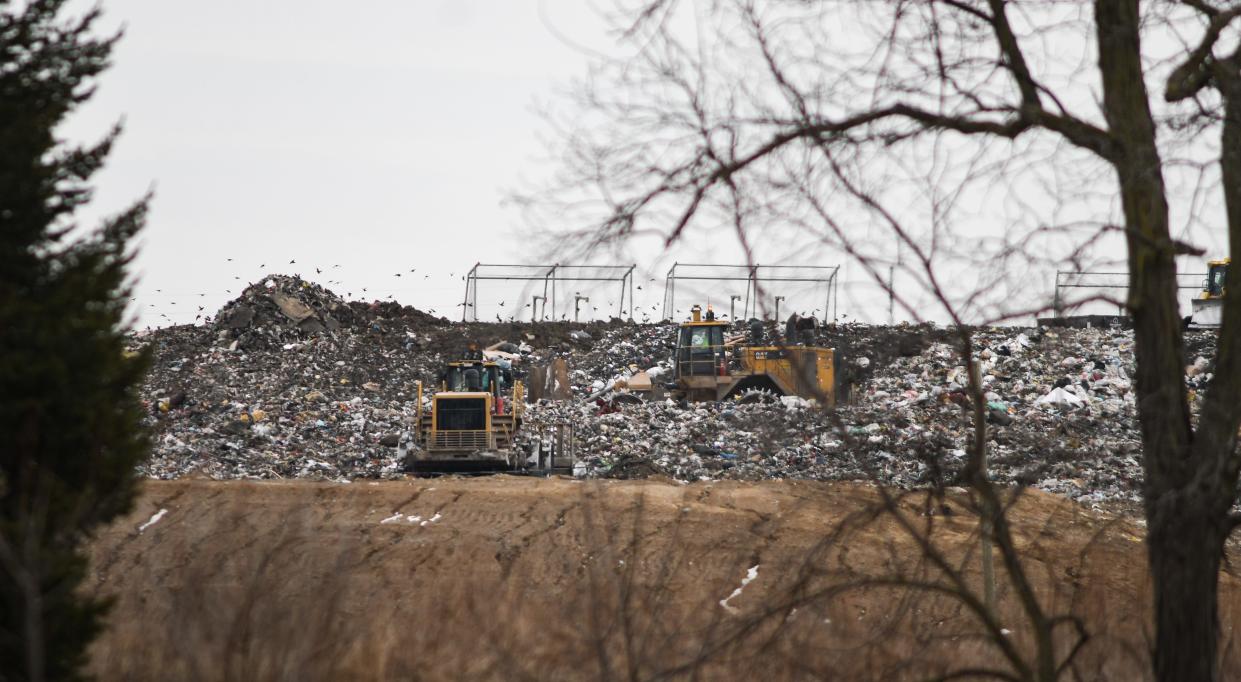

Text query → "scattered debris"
[137,508,168,533]
[720,564,760,613]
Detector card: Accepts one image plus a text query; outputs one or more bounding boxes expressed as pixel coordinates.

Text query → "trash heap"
[137,276,633,480]
[524,324,1216,510]
[213,275,356,350]
[135,275,1217,510]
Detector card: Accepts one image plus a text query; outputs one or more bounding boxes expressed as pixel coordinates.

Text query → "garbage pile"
[136,276,635,480]
[134,275,1216,510]
[213,275,356,351]
[526,324,1216,510]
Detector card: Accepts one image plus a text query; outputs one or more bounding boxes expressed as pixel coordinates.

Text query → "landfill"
[133,275,1218,511]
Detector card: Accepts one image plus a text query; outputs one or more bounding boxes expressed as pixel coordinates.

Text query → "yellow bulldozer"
[1190,257,1228,328]
[668,305,837,406]
[407,359,525,473]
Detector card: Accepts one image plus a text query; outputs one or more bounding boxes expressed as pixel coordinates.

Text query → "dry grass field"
[85,477,1241,681]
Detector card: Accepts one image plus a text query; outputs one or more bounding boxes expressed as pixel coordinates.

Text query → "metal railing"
[1052,270,1208,317]
[661,262,840,322]
[461,263,636,321]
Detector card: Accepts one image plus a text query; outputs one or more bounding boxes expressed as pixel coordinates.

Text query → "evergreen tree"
[0,1,150,679]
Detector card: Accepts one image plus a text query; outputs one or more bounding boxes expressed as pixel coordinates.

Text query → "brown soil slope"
[87,478,1241,681]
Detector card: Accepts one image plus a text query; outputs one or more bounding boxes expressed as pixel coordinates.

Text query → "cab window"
[1209,265,1228,296]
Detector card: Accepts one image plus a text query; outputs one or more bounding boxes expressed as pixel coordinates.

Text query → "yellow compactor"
[669,305,836,406]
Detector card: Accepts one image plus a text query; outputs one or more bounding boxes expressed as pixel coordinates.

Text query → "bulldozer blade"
[406,458,515,475]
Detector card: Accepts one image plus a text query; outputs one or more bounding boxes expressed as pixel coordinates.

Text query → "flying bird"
[316,267,322,274]
[289,259,296,264]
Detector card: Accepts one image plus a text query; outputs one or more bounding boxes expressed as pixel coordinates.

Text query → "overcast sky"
[66,1,689,327]
[61,1,1223,329]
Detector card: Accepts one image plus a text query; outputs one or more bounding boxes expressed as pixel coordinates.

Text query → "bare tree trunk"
[1094,2,1221,679]
[1155,56,1241,682]
[1148,494,1226,681]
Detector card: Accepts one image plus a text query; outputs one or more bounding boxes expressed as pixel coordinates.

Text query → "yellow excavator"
[1190,258,1228,328]
[668,305,837,406]
[406,359,525,473]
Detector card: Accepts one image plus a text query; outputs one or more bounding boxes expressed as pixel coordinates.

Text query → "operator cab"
[1206,259,1229,298]
[442,361,512,410]
[675,305,727,377]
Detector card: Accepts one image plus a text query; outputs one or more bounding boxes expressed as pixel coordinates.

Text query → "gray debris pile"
[136,276,638,480]
[134,278,1215,510]
[213,275,355,350]
[139,324,432,480]
[568,323,677,397]
[525,324,1216,510]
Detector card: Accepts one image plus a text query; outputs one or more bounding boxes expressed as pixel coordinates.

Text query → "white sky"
[68,1,671,327]
[61,1,1224,328]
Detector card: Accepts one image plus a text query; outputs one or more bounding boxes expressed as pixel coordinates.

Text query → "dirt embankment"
[88,478,1241,681]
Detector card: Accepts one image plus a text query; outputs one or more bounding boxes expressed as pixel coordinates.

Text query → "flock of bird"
[136,259,665,326]
[136,259,825,328]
